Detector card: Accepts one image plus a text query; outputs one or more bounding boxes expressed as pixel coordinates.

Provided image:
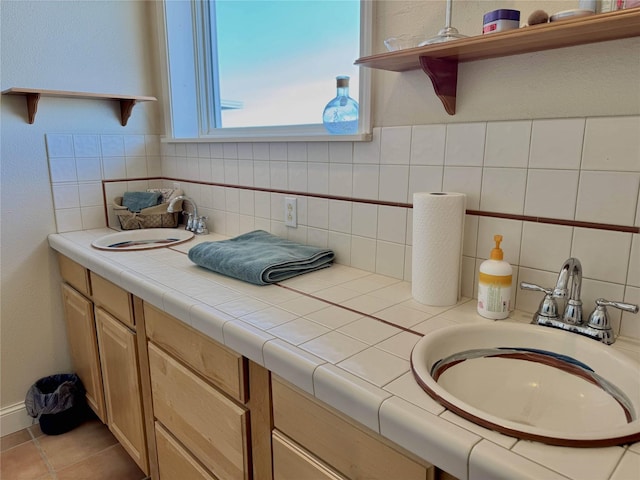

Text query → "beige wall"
[0,0,161,431]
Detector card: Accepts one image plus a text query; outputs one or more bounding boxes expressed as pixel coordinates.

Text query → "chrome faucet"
[167,195,208,234]
[520,257,638,345]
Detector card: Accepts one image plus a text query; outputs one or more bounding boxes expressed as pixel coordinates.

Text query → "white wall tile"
[520,222,573,272]
[377,206,407,244]
[270,161,288,190]
[238,160,254,186]
[254,191,270,219]
[125,156,148,178]
[145,135,161,156]
[572,228,632,284]
[380,126,411,165]
[628,235,640,287]
[307,162,329,194]
[329,142,353,163]
[529,118,584,169]
[75,157,102,181]
[515,267,558,314]
[269,143,286,161]
[329,164,353,196]
[186,143,199,158]
[408,166,443,198]
[620,286,640,339]
[410,124,446,165]
[46,134,74,157]
[575,171,639,225]
[52,184,80,209]
[81,206,106,229]
[328,231,352,265]
[223,159,239,184]
[329,200,352,233]
[379,165,409,203]
[445,122,485,167]
[443,167,482,209]
[354,127,381,164]
[236,143,253,160]
[462,215,478,257]
[73,135,100,157]
[484,120,531,168]
[226,188,240,213]
[350,236,377,271]
[253,161,270,188]
[55,208,83,232]
[353,164,379,199]
[286,142,307,162]
[480,168,527,214]
[102,156,126,179]
[124,135,146,156]
[352,203,378,238]
[49,157,77,182]
[146,156,162,177]
[288,162,308,192]
[583,116,640,171]
[524,169,579,220]
[376,241,405,279]
[307,142,329,163]
[78,183,103,207]
[100,135,125,157]
[305,198,328,231]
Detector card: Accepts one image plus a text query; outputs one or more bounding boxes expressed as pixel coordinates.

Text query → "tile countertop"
[48,228,640,480]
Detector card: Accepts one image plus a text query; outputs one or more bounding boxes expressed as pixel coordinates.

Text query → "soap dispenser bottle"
[477,234,512,320]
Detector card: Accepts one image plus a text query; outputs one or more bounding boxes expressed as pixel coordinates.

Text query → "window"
[158,0,372,140]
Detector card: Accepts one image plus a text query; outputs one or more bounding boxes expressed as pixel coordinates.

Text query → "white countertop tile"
[264,340,326,395]
[337,317,402,345]
[383,372,445,414]
[222,319,275,366]
[300,330,369,364]
[610,450,640,480]
[512,440,625,480]
[267,317,330,345]
[440,411,518,450]
[239,306,298,330]
[469,440,570,480]
[305,305,364,329]
[313,363,391,433]
[380,396,481,480]
[337,347,410,387]
[190,304,233,344]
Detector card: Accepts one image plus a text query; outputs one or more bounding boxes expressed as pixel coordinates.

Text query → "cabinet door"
[60,284,106,422]
[148,342,250,480]
[272,431,347,480]
[95,307,148,474]
[155,422,217,480]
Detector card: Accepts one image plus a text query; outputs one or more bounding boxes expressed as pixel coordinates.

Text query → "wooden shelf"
[1,88,157,126]
[355,8,640,115]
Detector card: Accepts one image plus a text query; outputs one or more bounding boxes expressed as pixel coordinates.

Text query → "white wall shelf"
[1,88,157,126]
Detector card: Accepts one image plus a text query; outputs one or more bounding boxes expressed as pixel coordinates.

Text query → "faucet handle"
[587,298,639,329]
[520,282,559,321]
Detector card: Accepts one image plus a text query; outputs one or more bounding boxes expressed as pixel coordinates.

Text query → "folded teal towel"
[188,230,335,285]
[122,191,162,213]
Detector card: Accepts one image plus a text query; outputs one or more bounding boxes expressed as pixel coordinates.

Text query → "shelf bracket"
[119,99,137,127]
[24,92,41,124]
[419,57,458,115]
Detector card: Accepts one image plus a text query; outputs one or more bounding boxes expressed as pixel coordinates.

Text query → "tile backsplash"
[46,115,640,340]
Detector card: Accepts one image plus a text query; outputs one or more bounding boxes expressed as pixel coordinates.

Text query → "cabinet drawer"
[155,422,217,480]
[57,254,90,297]
[272,376,433,480]
[148,343,250,480]
[144,303,247,403]
[272,430,346,480]
[90,272,134,329]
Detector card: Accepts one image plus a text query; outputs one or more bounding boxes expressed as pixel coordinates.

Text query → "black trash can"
[25,373,87,435]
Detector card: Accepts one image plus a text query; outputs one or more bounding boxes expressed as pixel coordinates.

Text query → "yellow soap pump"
[477,235,513,320]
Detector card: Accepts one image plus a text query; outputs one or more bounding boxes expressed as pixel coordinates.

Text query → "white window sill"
[161,132,372,143]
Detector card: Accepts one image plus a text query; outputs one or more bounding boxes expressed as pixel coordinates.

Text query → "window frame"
[156,0,373,142]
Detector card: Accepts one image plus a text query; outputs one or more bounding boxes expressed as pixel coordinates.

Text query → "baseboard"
[0,402,34,437]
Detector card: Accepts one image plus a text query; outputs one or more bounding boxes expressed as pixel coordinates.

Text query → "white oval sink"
[411,322,640,447]
[91,229,194,251]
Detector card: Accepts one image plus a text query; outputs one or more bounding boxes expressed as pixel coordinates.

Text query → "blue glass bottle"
[322,75,359,135]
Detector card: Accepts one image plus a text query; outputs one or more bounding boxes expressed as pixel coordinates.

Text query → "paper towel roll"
[412,192,466,306]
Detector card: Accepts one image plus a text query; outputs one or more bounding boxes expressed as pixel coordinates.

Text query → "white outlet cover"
[285,197,297,227]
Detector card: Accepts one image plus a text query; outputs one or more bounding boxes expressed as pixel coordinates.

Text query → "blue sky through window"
[214,0,360,128]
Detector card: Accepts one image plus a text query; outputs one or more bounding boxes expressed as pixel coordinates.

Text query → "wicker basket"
[113,191,184,230]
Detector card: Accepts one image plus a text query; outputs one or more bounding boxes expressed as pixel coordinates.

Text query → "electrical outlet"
[284,197,297,227]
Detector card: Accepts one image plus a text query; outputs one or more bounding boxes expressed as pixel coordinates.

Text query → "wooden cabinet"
[144,304,259,480]
[57,254,149,475]
[60,283,106,422]
[272,430,347,480]
[154,422,216,480]
[96,307,147,473]
[272,376,434,480]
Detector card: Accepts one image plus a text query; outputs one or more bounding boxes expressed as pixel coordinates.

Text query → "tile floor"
[0,418,147,480]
